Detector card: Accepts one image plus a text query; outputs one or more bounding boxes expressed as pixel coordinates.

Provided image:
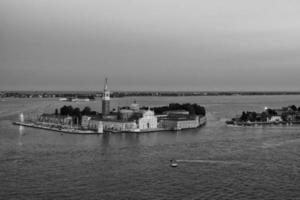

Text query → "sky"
[1,0,300,91]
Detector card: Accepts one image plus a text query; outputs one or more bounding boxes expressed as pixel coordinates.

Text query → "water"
[0,96,299,199]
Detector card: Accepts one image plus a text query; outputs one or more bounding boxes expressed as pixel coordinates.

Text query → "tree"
[73,107,81,117]
[266,109,277,116]
[81,106,92,115]
[240,112,248,121]
[152,103,206,116]
[248,112,257,122]
[60,105,74,116]
[193,104,206,116]
[289,105,297,111]
[261,112,268,122]
[67,106,74,116]
[60,105,68,115]
[90,111,97,115]
[186,104,195,115]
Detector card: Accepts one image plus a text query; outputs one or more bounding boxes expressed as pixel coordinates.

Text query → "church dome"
[130,101,140,111]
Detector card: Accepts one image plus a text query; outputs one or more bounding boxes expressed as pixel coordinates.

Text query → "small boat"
[170,159,178,167]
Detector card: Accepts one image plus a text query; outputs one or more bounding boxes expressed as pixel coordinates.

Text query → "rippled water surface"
[0,96,299,199]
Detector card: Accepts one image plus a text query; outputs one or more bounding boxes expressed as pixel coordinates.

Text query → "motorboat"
[170,159,178,167]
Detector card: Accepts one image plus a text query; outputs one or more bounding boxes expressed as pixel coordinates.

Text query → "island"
[13,79,206,134]
[13,79,207,134]
[14,102,206,134]
[226,105,300,126]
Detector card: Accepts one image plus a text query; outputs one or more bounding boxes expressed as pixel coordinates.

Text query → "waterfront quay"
[14,111,206,134]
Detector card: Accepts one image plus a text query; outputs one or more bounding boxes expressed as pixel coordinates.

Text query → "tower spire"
[102,77,110,116]
[104,77,108,90]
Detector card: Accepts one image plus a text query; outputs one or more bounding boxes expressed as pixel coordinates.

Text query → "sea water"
[0,96,299,199]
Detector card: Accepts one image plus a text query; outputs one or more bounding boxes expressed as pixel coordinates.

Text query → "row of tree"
[151,103,206,116]
[239,111,263,122]
[56,106,97,117]
[286,105,300,112]
[238,105,300,122]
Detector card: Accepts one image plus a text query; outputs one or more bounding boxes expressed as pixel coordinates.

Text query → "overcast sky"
[1,0,300,91]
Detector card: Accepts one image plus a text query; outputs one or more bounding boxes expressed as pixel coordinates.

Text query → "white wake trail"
[176,159,244,165]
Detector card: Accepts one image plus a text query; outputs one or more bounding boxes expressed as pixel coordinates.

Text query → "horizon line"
[2,90,300,93]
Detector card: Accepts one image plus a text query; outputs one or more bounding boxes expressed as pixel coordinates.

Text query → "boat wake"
[176,159,244,165]
[262,138,300,148]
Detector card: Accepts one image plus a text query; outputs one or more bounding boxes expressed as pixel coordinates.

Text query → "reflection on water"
[176,159,245,165]
[18,125,24,146]
[262,138,300,149]
[19,113,24,123]
[19,125,24,135]
[0,96,300,200]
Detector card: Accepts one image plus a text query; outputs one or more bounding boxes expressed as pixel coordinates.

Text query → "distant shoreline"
[3,91,300,98]
[226,121,300,127]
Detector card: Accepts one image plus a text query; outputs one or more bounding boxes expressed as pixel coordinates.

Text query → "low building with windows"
[38,114,73,127]
[267,116,283,123]
[81,115,103,133]
[119,109,134,121]
[102,120,137,132]
[159,115,206,130]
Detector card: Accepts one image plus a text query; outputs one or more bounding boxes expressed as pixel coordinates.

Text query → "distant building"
[102,78,110,116]
[267,116,283,123]
[81,115,91,128]
[119,109,134,121]
[274,109,284,116]
[130,101,140,111]
[286,114,295,122]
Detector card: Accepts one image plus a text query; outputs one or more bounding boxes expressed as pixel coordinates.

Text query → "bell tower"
[102,78,110,116]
